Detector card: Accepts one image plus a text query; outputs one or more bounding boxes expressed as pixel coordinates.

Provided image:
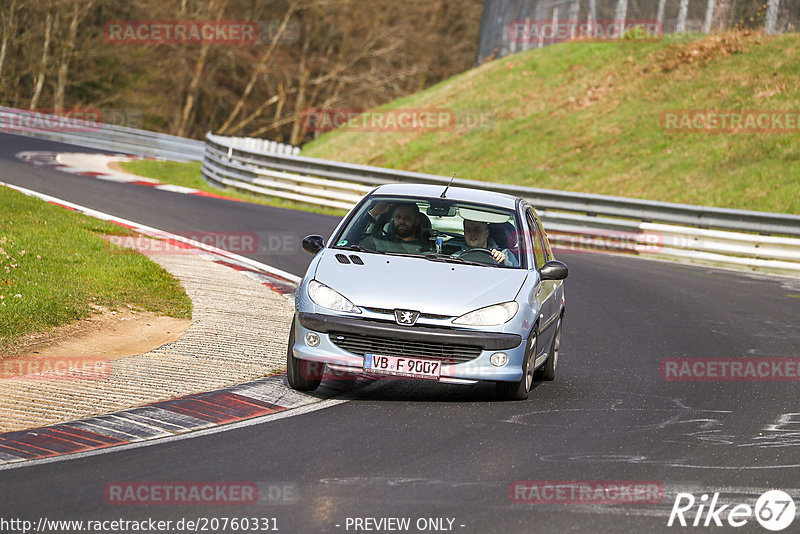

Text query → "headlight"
[308,280,360,313]
[453,301,518,326]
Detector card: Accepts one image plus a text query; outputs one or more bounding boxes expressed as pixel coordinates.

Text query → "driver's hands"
[490,249,507,264]
[368,201,390,219]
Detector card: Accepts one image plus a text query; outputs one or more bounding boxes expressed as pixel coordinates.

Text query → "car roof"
[370,183,520,210]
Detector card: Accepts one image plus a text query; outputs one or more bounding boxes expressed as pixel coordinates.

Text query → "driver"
[462,219,518,267]
[360,202,433,254]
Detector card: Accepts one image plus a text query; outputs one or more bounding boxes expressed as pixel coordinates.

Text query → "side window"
[526,210,546,269]
[534,214,553,261]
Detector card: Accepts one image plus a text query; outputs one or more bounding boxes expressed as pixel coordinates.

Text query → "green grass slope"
[0,186,191,351]
[302,31,800,214]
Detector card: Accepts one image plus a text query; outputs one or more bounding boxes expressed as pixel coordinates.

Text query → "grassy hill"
[302,31,800,215]
[0,186,191,351]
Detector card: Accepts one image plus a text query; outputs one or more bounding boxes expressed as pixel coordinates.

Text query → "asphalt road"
[1,133,799,533]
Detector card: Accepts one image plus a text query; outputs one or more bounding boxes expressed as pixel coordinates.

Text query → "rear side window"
[526,210,546,269]
[534,213,553,261]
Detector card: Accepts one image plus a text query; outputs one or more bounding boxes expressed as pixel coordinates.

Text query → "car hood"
[313,251,529,317]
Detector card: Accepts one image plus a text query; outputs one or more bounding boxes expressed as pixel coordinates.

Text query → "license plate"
[363,353,441,380]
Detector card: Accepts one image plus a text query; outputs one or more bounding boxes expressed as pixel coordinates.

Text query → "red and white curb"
[0,375,295,464]
[17,150,241,202]
[0,181,360,468]
[0,372,366,469]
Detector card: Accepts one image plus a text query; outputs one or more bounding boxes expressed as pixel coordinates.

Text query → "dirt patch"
[659,31,758,73]
[107,159,135,175]
[1,306,191,362]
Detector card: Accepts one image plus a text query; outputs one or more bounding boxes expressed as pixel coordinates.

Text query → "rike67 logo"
[668,490,795,531]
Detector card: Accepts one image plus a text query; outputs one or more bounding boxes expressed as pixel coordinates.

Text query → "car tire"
[496,330,537,401]
[534,314,561,382]
[286,318,323,391]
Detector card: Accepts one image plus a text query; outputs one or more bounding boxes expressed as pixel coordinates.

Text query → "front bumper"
[293,312,526,383]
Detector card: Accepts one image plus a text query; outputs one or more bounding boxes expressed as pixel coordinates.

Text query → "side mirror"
[540,260,568,281]
[302,235,325,254]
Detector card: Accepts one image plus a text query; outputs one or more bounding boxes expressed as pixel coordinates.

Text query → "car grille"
[363,307,451,321]
[329,331,481,364]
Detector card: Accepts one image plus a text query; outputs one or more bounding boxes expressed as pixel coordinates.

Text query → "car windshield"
[333,196,526,269]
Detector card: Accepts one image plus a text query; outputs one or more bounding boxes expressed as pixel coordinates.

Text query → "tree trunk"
[175,0,227,137]
[30,10,53,110]
[54,0,92,112]
[0,0,19,93]
[175,43,210,137]
[289,38,311,146]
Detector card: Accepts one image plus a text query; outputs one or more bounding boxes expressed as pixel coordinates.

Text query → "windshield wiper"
[421,253,493,267]
[344,244,384,254]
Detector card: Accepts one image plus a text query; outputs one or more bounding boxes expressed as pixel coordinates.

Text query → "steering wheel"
[453,247,498,264]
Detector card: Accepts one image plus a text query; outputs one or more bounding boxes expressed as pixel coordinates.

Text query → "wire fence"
[477,0,799,62]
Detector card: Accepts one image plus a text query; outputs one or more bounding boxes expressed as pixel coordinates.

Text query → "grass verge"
[302,31,800,215]
[118,160,347,217]
[0,185,192,352]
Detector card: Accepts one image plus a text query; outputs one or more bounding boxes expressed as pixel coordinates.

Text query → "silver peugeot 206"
[287,183,568,400]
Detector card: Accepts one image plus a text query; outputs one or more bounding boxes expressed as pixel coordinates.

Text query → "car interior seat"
[488,222,518,254]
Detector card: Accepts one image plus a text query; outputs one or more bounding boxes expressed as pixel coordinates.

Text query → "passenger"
[360,202,433,254]
[462,219,518,267]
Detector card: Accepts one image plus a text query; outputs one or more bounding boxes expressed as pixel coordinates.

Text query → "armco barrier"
[0,107,298,163]
[202,132,800,276]
[1,107,203,161]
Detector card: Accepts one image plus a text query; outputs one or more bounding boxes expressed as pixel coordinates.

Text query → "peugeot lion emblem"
[395,309,420,326]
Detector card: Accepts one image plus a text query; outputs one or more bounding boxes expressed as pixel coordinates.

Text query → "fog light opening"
[490,352,509,367]
[305,332,321,347]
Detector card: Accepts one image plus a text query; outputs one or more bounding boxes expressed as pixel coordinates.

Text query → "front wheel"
[534,315,561,382]
[496,331,536,401]
[286,318,322,391]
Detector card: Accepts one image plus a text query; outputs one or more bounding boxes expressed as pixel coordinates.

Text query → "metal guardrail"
[204,132,800,237]
[203,132,800,276]
[0,106,204,162]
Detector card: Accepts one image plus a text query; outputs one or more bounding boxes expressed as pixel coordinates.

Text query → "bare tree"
[175,0,229,137]
[0,0,482,142]
[30,9,54,110]
[0,0,20,94]
[54,0,94,112]
[217,0,301,135]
